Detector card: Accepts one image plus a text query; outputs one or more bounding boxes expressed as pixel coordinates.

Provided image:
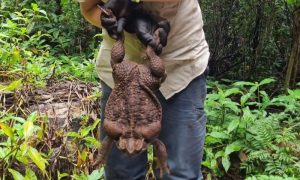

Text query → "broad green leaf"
[0,79,22,92]
[8,169,24,180]
[288,89,300,99]
[0,147,6,159]
[294,89,300,99]
[0,123,14,139]
[39,10,47,16]
[260,91,270,103]
[241,93,252,106]
[12,47,20,63]
[88,169,104,180]
[215,150,225,158]
[206,93,222,101]
[24,169,37,180]
[8,79,22,91]
[11,116,26,123]
[79,150,88,161]
[28,147,47,172]
[31,3,39,12]
[225,141,242,156]
[84,137,101,148]
[16,150,29,165]
[201,161,211,168]
[223,101,240,113]
[27,112,38,122]
[249,85,258,94]
[0,33,9,38]
[287,0,300,6]
[227,119,240,133]
[205,136,223,144]
[211,159,218,170]
[259,78,275,86]
[224,88,241,97]
[242,109,257,127]
[222,156,231,172]
[66,132,80,137]
[72,173,88,180]
[91,119,101,130]
[233,81,255,87]
[80,127,92,137]
[61,0,69,5]
[23,121,34,140]
[209,132,229,139]
[57,172,69,180]
[5,19,17,28]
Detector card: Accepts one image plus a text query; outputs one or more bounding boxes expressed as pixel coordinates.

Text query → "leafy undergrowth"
[0,1,99,88]
[1,78,299,179]
[203,79,300,180]
[1,2,105,178]
[0,79,104,179]
[0,112,104,179]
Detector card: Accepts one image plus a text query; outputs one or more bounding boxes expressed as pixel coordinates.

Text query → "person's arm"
[80,0,103,28]
[79,0,179,28]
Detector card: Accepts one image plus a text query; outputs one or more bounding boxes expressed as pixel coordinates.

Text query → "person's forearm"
[80,0,103,28]
[80,0,179,28]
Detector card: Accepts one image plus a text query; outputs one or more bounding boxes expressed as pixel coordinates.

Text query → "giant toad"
[93,4,170,176]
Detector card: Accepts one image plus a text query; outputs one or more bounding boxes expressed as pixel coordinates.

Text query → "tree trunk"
[284,8,300,90]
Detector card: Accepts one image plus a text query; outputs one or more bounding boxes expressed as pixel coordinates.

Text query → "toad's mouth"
[117,136,147,155]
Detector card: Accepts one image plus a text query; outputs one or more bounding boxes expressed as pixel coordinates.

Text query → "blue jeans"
[100,71,207,180]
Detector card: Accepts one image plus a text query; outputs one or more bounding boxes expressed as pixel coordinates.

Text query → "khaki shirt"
[96,0,210,99]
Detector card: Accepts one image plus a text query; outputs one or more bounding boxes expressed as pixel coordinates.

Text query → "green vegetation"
[204,79,300,179]
[1,0,299,179]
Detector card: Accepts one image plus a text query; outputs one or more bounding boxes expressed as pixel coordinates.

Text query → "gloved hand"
[99,6,119,39]
[99,0,136,39]
[99,0,171,54]
[133,12,170,55]
[150,20,170,55]
[136,20,170,55]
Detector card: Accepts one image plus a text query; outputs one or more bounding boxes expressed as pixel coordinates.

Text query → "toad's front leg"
[92,136,114,167]
[111,36,125,65]
[152,139,170,178]
[146,43,166,80]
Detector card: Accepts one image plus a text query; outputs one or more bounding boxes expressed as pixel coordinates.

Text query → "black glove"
[99,0,136,39]
[99,0,171,54]
[147,20,170,55]
[130,10,170,55]
[100,7,119,39]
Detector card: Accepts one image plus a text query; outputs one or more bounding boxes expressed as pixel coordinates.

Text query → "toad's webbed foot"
[92,136,114,167]
[152,139,170,178]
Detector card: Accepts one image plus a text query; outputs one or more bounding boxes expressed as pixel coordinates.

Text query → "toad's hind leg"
[92,136,114,167]
[152,139,170,178]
